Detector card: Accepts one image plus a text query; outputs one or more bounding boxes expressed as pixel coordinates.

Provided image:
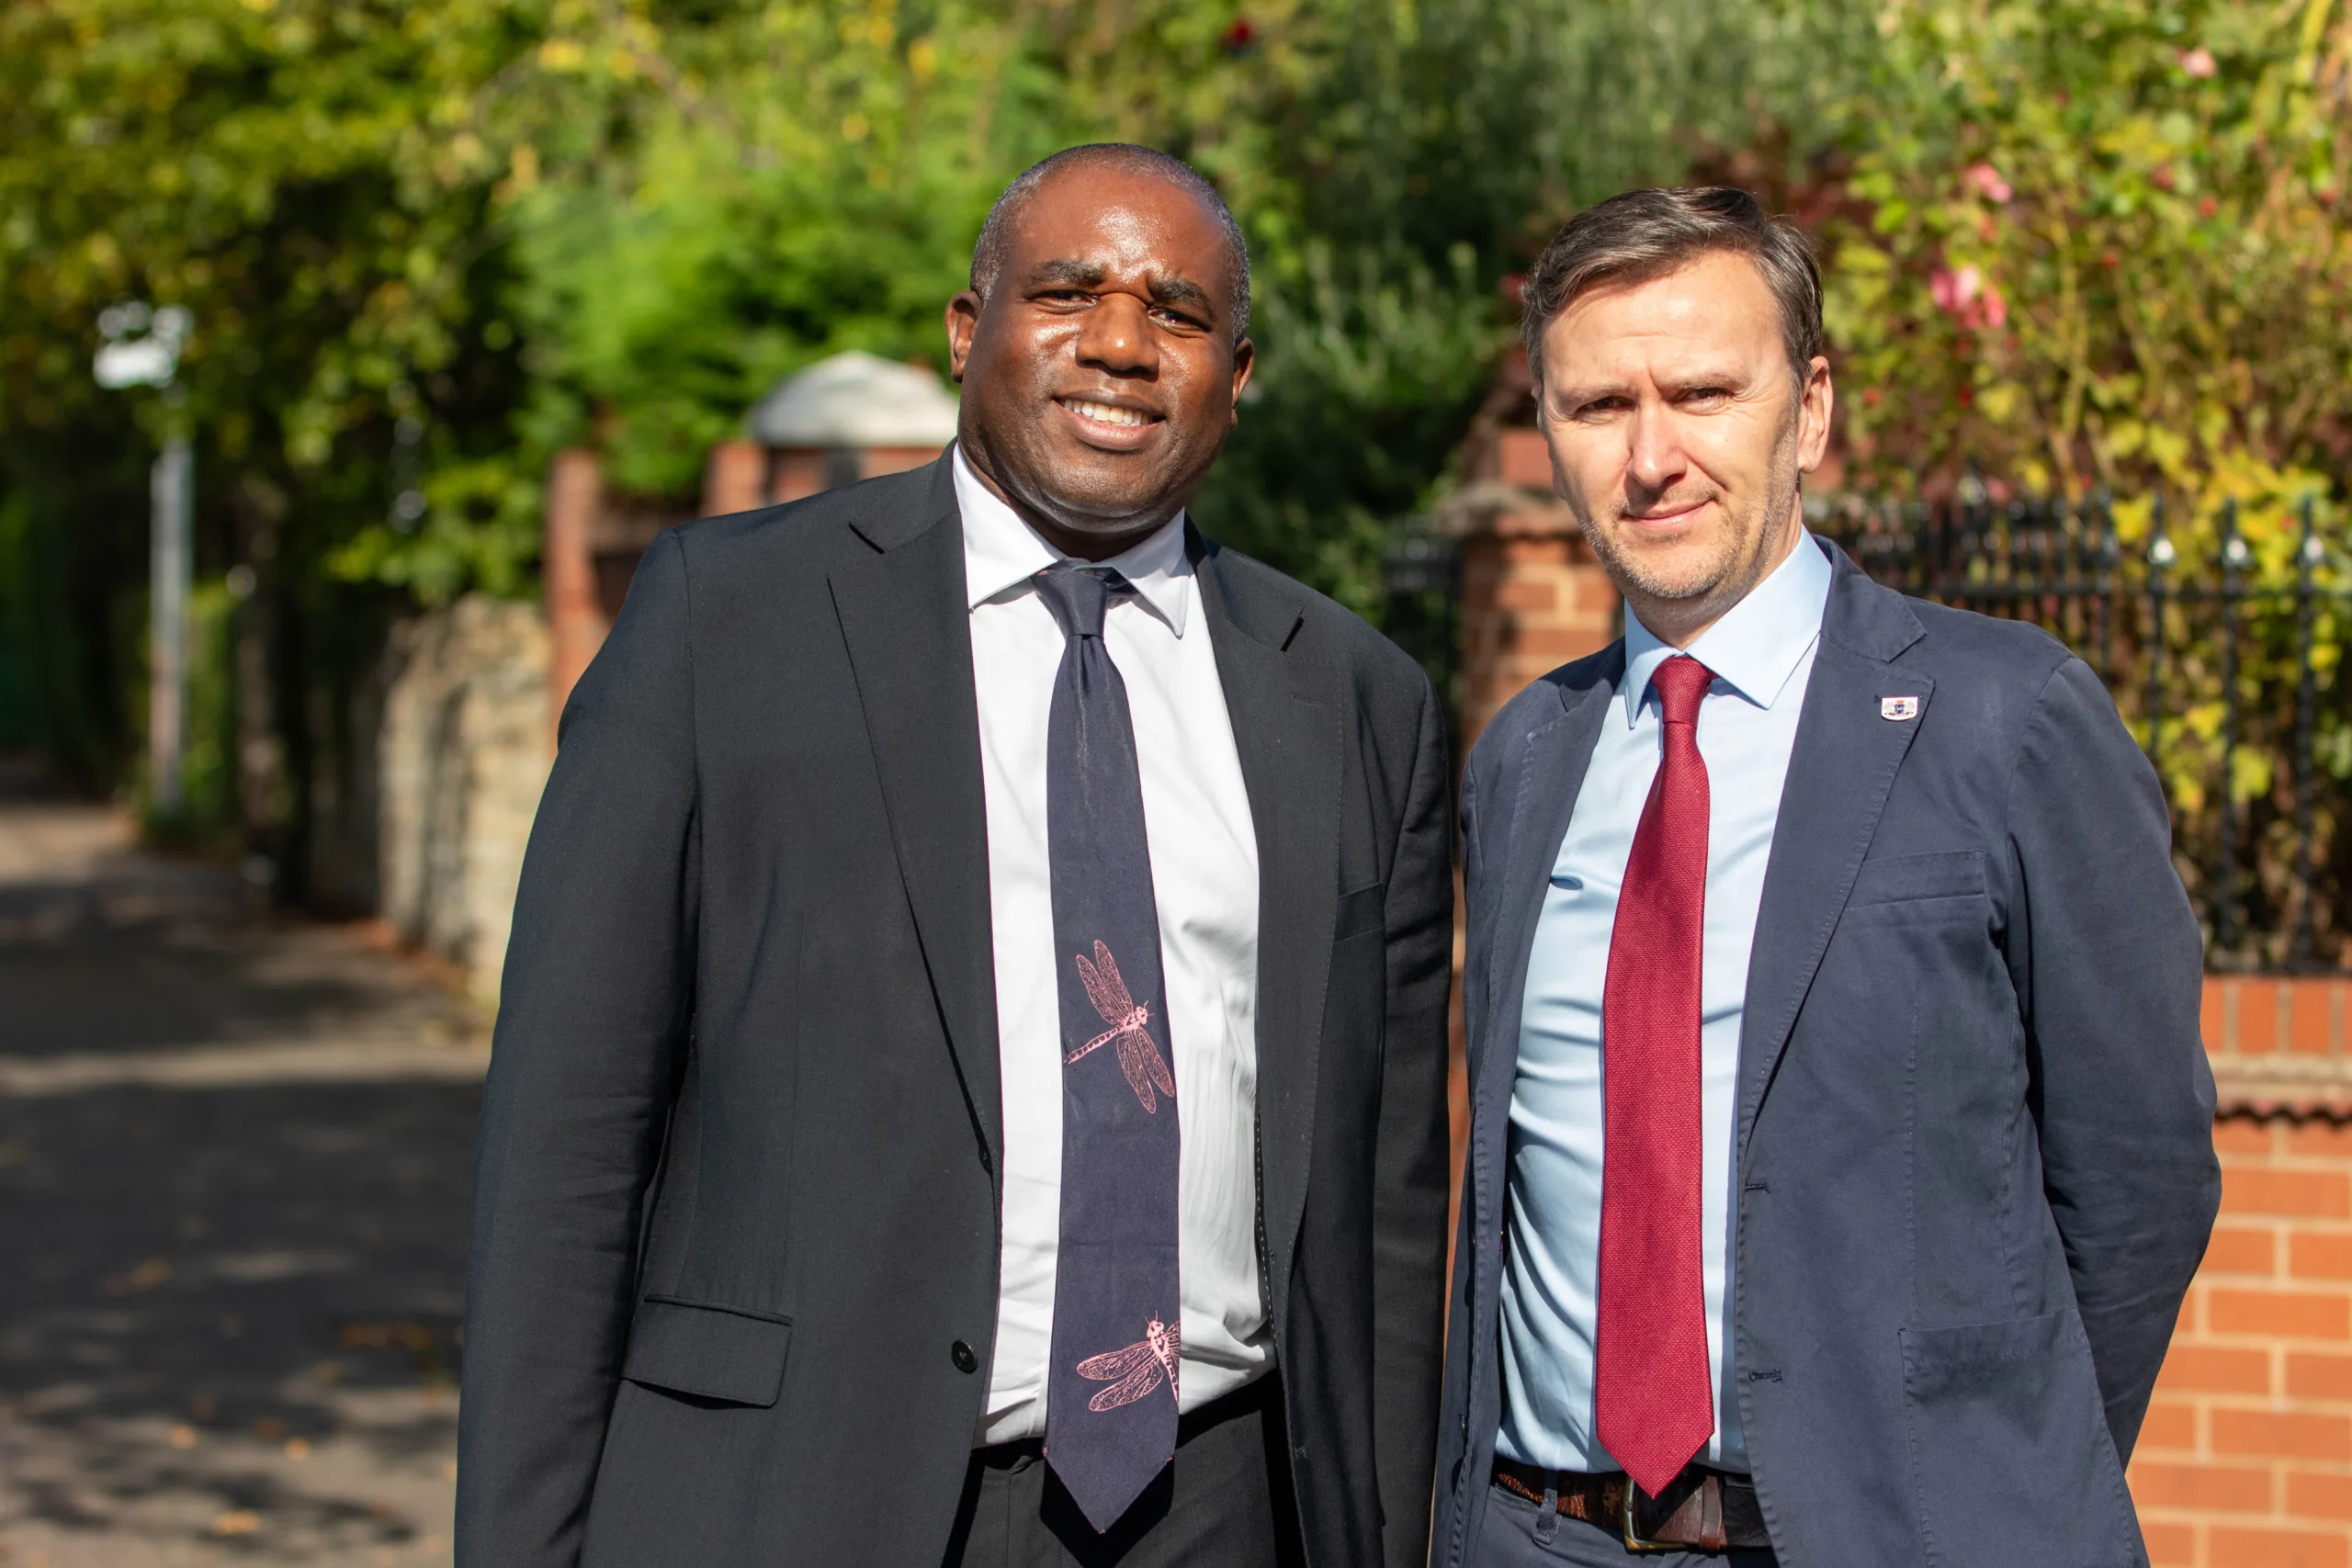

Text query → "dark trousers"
[1473,1480,1778,1568]
[942,1376,1306,1568]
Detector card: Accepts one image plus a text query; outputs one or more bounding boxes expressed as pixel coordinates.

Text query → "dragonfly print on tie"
[1076,1316,1182,1412]
[1064,941,1177,1113]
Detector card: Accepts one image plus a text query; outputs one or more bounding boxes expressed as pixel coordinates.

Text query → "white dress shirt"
[956,450,1270,1445]
[1497,533,1833,1473]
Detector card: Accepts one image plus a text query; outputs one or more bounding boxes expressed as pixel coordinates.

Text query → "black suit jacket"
[457,455,1454,1568]
[1429,545,2219,1568]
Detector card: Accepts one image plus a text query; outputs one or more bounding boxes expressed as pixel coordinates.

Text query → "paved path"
[0,783,489,1566]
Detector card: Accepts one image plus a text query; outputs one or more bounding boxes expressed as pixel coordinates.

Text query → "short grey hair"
[1521,186,1822,389]
[970,143,1252,342]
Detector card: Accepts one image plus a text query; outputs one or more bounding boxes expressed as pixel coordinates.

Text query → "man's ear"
[1795,355,1834,473]
[1227,337,1255,428]
[944,289,983,384]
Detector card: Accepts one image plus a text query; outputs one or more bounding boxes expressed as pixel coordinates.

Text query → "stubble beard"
[1574,415,1805,636]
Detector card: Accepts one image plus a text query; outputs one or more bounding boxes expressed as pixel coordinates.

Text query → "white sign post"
[95,304,193,817]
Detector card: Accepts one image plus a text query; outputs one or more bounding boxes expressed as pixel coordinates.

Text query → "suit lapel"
[828,457,1003,1167]
[1736,555,1930,1154]
[1193,538,1338,1321]
[1475,654,1623,1125]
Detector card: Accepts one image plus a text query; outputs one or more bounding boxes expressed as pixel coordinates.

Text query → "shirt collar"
[1621,529,1832,727]
[953,446,1192,637]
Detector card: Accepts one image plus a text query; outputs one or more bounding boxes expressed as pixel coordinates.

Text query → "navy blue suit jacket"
[1430,544,2219,1568]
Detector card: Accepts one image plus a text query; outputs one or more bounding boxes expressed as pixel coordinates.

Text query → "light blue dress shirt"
[1496,533,1833,1474]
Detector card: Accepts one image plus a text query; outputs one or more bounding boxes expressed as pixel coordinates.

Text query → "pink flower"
[1929,265,2006,332]
[1930,265,1982,313]
[2179,46,2217,78]
[1965,162,2014,203]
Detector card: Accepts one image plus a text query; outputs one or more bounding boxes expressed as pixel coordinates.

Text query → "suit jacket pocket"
[621,1295,794,1407]
[1900,1311,2141,1568]
[1333,880,1386,942]
[1849,850,1984,908]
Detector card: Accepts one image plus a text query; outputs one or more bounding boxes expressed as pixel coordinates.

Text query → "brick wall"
[2133,977,2352,1568]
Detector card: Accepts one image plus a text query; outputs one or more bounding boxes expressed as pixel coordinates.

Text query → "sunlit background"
[2,1,2349,1562]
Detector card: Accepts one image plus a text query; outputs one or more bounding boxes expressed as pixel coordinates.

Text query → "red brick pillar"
[770,448,830,504]
[701,439,766,518]
[1454,494,1620,754]
[544,447,607,736]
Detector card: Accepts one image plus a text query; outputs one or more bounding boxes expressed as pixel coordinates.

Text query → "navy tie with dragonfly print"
[1033,564,1183,1533]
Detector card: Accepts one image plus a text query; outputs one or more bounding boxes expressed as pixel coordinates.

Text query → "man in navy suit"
[1430,186,2219,1567]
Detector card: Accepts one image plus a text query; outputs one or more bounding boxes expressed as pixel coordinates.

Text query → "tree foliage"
[1826,0,2352,499]
[0,0,1860,640]
[0,0,570,792]
[441,0,1865,609]
[6,0,2345,931]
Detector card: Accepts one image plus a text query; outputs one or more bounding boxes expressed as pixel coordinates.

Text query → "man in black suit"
[1430,188,2218,1566]
[457,143,1453,1568]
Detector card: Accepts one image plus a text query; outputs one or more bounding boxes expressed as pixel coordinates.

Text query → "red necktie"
[1595,654,1716,1498]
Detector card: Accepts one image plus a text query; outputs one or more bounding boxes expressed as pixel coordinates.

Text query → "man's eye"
[1150,308,1206,331]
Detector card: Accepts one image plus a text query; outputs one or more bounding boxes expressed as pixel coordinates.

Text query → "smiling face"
[1536,249,1833,647]
[945,163,1253,560]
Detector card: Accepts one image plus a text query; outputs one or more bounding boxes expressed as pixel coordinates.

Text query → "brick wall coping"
[1434,480,1584,541]
[2207,976,2352,1119]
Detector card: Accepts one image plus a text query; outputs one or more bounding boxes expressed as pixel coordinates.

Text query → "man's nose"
[1074,293,1159,378]
[1624,402,1688,498]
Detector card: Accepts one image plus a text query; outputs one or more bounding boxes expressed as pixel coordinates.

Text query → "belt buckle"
[1620,1481,1680,1554]
[1618,1485,1674,1561]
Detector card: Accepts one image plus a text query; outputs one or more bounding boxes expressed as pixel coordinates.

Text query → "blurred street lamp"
[95,302,194,817]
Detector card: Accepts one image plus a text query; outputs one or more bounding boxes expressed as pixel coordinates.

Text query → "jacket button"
[951,1340,978,1374]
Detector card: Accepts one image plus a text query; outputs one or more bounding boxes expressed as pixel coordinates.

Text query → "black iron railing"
[1382,528,1464,722]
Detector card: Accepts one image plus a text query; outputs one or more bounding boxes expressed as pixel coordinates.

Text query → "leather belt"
[1493,1457,1771,1552]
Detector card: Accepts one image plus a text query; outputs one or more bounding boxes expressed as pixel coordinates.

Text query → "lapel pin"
[1880,695,1920,722]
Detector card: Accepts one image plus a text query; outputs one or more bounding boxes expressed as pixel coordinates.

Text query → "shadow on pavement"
[0,788,486,1565]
